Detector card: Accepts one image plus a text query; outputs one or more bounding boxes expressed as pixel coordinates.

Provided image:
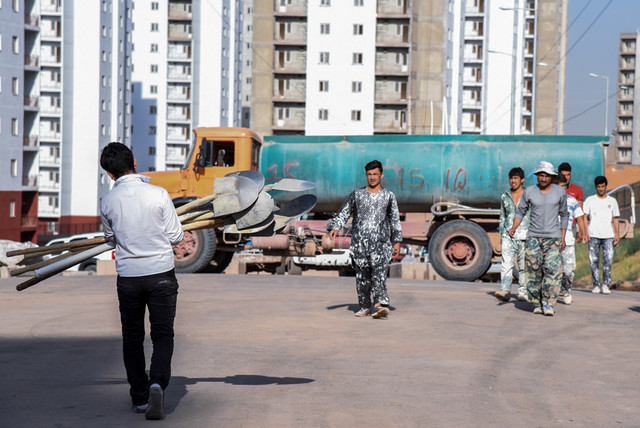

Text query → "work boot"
[355,308,371,317]
[495,290,510,301]
[371,303,389,319]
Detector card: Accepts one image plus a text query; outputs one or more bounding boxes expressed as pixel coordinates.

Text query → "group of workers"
[495,161,620,316]
[97,142,621,420]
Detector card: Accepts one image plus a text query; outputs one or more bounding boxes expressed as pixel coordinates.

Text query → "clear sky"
[564,0,640,136]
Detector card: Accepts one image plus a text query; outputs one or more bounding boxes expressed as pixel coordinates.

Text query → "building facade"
[130,0,245,172]
[37,0,132,237]
[616,32,639,165]
[0,0,39,243]
[251,0,567,137]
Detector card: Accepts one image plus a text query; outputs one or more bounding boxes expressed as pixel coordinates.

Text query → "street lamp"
[487,49,517,134]
[539,62,563,135]
[589,73,610,136]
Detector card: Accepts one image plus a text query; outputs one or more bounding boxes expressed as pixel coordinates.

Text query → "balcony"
[40,156,61,167]
[41,105,62,115]
[21,215,38,228]
[273,78,306,102]
[41,80,62,91]
[169,4,193,20]
[376,23,410,47]
[274,50,307,74]
[41,3,62,14]
[272,108,305,130]
[39,181,61,191]
[619,58,635,71]
[167,71,192,81]
[377,0,409,18]
[374,81,408,104]
[375,53,409,75]
[25,55,40,68]
[274,1,307,17]
[166,151,188,164]
[22,175,39,188]
[374,109,408,133]
[167,91,191,102]
[167,112,191,122]
[168,45,192,60]
[618,107,634,118]
[24,136,39,148]
[166,133,190,143]
[274,23,307,46]
[24,96,39,108]
[168,30,192,41]
[40,131,62,141]
[25,14,40,28]
[465,0,485,15]
[617,134,633,147]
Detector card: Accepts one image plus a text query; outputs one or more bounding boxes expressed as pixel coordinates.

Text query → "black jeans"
[117,269,178,405]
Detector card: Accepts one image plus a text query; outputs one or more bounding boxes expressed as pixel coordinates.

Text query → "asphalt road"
[1,273,639,427]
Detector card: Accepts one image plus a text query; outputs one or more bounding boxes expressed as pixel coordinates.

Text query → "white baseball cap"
[534,161,557,176]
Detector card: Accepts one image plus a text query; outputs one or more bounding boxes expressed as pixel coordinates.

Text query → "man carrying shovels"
[100,142,184,420]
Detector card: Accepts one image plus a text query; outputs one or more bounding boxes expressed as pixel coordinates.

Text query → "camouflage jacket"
[499,189,530,240]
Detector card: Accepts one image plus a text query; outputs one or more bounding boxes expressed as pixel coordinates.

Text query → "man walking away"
[100,142,184,420]
[509,161,568,316]
[583,176,620,295]
[495,167,530,302]
[328,160,402,319]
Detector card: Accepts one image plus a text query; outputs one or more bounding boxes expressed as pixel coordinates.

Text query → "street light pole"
[589,73,610,136]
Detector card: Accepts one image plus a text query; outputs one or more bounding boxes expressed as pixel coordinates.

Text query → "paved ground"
[1,273,639,427]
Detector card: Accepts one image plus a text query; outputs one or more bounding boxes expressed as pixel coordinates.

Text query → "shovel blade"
[211,176,259,217]
[265,179,316,192]
[233,191,275,230]
[225,170,265,193]
[275,194,317,217]
[225,213,275,234]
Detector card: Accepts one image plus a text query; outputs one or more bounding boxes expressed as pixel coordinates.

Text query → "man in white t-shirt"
[583,175,620,295]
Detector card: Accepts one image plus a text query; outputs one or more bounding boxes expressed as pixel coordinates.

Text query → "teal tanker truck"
[145,127,613,281]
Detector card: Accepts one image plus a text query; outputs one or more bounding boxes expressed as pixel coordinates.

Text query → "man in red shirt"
[558,162,584,240]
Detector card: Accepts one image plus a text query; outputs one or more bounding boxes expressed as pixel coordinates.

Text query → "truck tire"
[173,228,217,273]
[287,257,302,275]
[428,220,492,282]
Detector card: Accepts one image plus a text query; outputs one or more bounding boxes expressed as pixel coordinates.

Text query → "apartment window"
[321,0,331,5]
[351,110,361,121]
[101,75,106,86]
[150,105,157,115]
[12,77,19,95]
[102,26,107,37]
[277,107,290,119]
[319,52,330,64]
[11,118,18,136]
[103,1,107,12]
[354,0,363,5]
[12,0,19,12]
[12,36,19,54]
[102,50,107,62]
[353,24,363,35]
[149,126,157,135]
[149,147,156,155]
[319,109,329,120]
[151,23,159,32]
[101,100,106,111]
[151,43,158,52]
[352,81,362,93]
[319,80,329,92]
[320,23,330,34]
[11,159,17,177]
[151,64,158,73]
[151,2,159,10]
[9,200,16,218]
[352,53,363,64]
[150,85,158,94]
[396,52,408,65]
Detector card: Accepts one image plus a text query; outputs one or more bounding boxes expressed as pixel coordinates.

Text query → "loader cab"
[186,127,262,197]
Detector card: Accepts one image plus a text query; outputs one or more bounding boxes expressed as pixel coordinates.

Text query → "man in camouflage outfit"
[328,160,402,319]
[509,161,568,316]
[495,167,530,302]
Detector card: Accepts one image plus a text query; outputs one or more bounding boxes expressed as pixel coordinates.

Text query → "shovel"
[232,191,275,230]
[225,170,265,192]
[175,176,259,217]
[264,178,316,192]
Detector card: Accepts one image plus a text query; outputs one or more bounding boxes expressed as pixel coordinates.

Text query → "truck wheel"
[287,257,302,275]
[173,228,217,273]
[428,220,492,282]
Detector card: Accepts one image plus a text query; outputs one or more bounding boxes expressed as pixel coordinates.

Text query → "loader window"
[212,141,235,167]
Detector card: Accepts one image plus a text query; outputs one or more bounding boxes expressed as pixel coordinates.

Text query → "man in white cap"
[509,161,569,316]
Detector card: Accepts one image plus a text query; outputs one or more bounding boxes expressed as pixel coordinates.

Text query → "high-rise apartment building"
[616,32,639,165]
[37,0,132,236]
[0,0,40,243]
[251,0,567,137]
[130,0,245,172]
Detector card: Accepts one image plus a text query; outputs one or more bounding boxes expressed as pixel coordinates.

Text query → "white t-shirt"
[564,195,584,246]
[583,195,620,239]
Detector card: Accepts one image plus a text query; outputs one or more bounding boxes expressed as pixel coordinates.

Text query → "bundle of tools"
[6,171,316,292]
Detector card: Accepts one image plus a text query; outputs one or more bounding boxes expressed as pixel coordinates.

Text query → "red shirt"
[565,183,583,202]
[565,183,583,223]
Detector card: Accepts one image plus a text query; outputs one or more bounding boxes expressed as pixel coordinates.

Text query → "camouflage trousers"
[500,234,526,294]
[561,245,576,294]
[525,236,563,306]
[588,238,614,287]
[352,245,392,310]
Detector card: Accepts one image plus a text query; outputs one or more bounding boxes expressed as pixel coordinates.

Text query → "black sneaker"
[132,403,148,414]
[145,384,164,420]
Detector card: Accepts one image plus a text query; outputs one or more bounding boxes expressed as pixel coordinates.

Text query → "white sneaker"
[592,286,601,294]
[517,292,529,302]
[602,285,611,295]
[564,293,572,305]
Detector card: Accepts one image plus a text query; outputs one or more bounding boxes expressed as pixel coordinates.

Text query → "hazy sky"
[564,0,640,136]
